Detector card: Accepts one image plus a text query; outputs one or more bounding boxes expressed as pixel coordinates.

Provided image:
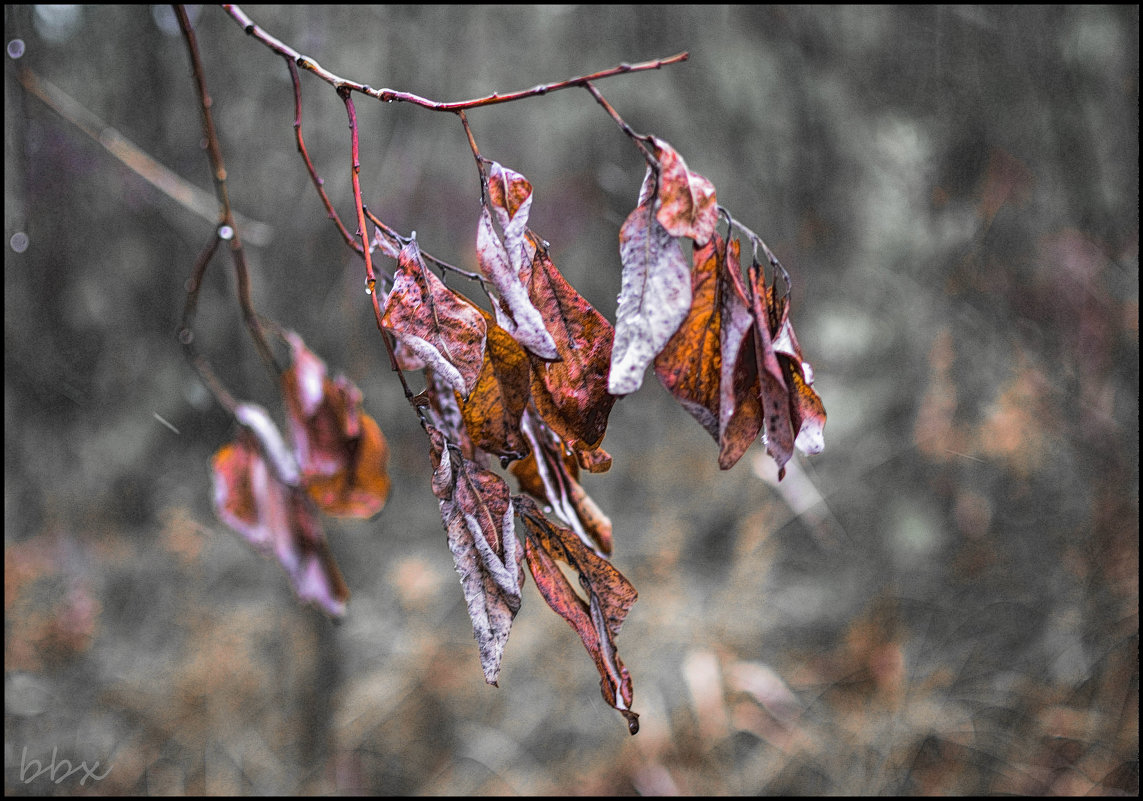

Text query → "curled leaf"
[717,239,763,469]
[654,235,725,437]
[457,308,531,460]
[281,332,390,518]
[212,428,349,617]
[609,199,692,396]
[650,137,718,246]
[516,496,639,734]
[428,427,525,685]
[477,163,559,359]
[513,410,613,556]
[527,239,616,449]
[381,239,487,398]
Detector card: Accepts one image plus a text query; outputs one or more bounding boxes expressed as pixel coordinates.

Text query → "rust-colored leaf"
[512,410,613,556]
[527,239,616,450]
[428,426,524,685]
[748,268,795,476]
[212,425,349,617]
[381,239,487,398]
[717,239,763,469]
[767,288,826,456]
[654,235,725,438]
[650,137,718,246]
[281,332,390,518]
[457,307,532,460]
[516,496,639,734]
[610,198,692,395]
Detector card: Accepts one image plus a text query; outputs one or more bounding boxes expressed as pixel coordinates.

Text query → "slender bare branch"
[176,4,278,372]
[222,4,686,112]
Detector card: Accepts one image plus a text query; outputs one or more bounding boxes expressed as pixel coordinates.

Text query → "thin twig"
[286,57,360,253]
[176,4,279,373]
[582,81,658,168]
[223,4,686,112]
[720,206,791,295]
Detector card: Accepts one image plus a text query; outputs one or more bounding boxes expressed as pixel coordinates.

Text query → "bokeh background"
[5,5,1138,795]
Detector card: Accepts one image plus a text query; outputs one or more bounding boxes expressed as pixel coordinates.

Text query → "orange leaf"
[457,308,531,460]
[281,332,390,518]
[654,235,725,438]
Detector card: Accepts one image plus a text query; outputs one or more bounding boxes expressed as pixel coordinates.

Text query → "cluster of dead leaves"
[211,332,390,617]
[209,141,824,734]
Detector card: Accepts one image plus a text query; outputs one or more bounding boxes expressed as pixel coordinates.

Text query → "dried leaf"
[516,496,639,734]
[513,410,613,556]
[527,240,616,450]
[610,199,693,395]
[767,290,826,456]
[717,240,763,469]
[650,137,718,245]
[281,333,390,518]
[212,427,348,617]
[381,239,486,398]
[477,163,559,359]
[748,269,795,475]
[457,308,531,460]
[654,235,725,437]
[428,427,524,685]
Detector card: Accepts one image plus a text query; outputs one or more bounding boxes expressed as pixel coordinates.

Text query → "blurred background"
[4,5,1138,795]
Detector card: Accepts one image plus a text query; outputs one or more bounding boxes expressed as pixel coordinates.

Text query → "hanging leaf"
[515,496,639,734]
[512,410,613,556]
[381,239,487,398]
[212,414,349,617]
[281,332,390,518]
[609,198,692,396]
[428,426,524,685]
[649,137,718,246]
[748,266,795,476]
[766,288,826,456]
[717,239,763,469]
[654,234,725,438]
[476,163,559,360]
[527,238,616,450]
[457,307,532,460]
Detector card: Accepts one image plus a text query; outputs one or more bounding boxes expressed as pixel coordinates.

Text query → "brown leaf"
[610,198,692,395]
[457,308,532,460]
[717,239,763,469]
[767,289,826,456]
[428,427,524,685]
[650,137,719,246]
[212,423,349,617]
[516,496,639,734]
[654,235,725,438]
[527,239,616,450]
[513,410,613,556]
[381,239,487,398]
[748,267,795,475]
[281,332,390,518]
